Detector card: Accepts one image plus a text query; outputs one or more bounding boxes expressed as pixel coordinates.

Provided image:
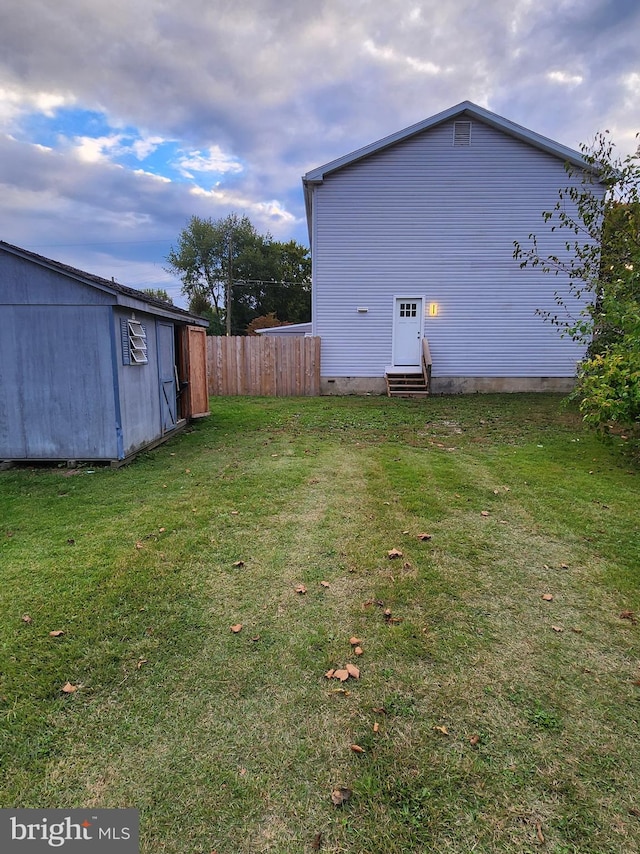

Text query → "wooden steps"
[385,371,429,397]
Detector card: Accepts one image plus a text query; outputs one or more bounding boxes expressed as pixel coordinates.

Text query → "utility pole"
[226,238,232,336]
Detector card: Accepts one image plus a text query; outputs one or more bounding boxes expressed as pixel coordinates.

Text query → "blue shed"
[0,242,209,465]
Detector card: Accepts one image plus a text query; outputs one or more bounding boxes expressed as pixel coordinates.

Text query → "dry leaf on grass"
[49,630,65,637]
[373,722,380,733]
[469,734,480,746]
[346,664,360,679]
[551,625,564,633]
[480,510,490,517]
[541,593,554,601]
[320,581,330,588]
[350,744,365,754]
[230,624,243,633]
[620,610,638,624]
[61,682,77,693]
[334,669,350,682]
[331,787,352,806]
[21,615,32,624]
[354,646,364,656]
[349,637,362,646]
[387,548,403,559]
[417,533,432,541]
[536,824,545,843]
[294,584,307,595]
[135,541,144,550]
[136,658,148,669]
[232,560,245,568]
[325,669,335,679]
[434,725,449,735]
[311,832,323,850]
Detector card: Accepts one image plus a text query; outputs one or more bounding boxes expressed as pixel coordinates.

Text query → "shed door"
[157,322,178,433]
[185,326,209,418]
[392,298,423,367]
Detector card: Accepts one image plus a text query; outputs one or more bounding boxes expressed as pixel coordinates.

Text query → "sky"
[1,0,639,307]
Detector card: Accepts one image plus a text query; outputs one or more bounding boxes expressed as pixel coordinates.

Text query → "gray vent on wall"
[453,121,472,146]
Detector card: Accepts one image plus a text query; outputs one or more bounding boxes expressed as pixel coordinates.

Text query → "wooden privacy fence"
[207,336,321,396]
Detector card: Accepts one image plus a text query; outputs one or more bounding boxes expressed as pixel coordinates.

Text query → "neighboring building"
[256,322,313,337]
[302,101,603,394]
[0,242,209,464]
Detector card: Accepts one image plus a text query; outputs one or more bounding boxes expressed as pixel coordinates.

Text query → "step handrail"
[422,338,432,391]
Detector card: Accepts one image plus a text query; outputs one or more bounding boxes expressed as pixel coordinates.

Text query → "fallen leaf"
[331,787,352,806]
[230,624,243,633]
[570,627,583,634]
[320,581,330,588]
[469,734,480,746]
[135,541,144,550]
[311,831,323,850]
[403,562,412,570]
[251,635,260,642]
[350,744,365,754]
[49,630,65,637]
[383,608,392,618]
[541,593,554,601]
[349,637,362,646]
[67,538,75,545]
[21,614,32,624]
[330,687,351,695]
[536,823,545,844]
[620,610,638,624]
[480,510,490,517]
[629,807,640,817]
[434,725,449,735]
[373,722,380,733]
[232,560,245,568]
[231,510,239,515]
[325,669,335,679]
[295,584,307,595]
[354,646,364,656]
[551,625,564,632]
[388,616,403,624]
[158,527,165,533]
[61,682,77,693]
[334,669,349,682]
[136,658,148,669]
[372,707,387,715]
[417,533,432,541]
[402,530,410,535]
[387,548,403,559]
[346,664,360,679]
[560,563,569,569]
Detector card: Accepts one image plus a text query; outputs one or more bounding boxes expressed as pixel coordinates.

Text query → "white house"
[302,101,603,395]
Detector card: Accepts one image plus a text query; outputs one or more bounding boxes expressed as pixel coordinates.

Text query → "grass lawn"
[1,393,639,853]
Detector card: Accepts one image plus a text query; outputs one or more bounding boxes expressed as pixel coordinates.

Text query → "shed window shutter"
[453,121,472,146]
[121,318,131,365]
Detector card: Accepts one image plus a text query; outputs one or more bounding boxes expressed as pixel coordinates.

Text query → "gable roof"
[0,240,208,326]
[302,101,597,240]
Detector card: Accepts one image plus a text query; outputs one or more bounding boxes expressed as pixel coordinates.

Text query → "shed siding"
[113,309,165,457]
[0,305,117,459]
[0,252,114,306]
[312,118,594,378]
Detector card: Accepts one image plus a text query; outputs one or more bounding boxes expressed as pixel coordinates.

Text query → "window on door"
[399,302,418,318]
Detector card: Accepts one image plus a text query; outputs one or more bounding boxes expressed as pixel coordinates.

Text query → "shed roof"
[0,240,208,326]
[302,101,597,240]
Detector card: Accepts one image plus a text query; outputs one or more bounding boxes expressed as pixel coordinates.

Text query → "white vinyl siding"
[312,118,598,378]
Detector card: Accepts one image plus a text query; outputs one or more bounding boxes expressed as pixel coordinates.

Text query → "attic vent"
[453,121,472,146]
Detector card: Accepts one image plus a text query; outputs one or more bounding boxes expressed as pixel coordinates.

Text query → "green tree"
[166,214,311,335]
[514,131,640,444]
[142,287,173,304]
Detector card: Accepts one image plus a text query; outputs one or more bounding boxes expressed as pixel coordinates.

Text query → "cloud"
[176,145,243,179]
[0,0,638,299]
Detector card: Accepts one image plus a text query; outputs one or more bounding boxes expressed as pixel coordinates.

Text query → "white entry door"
[392,297,423,367]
